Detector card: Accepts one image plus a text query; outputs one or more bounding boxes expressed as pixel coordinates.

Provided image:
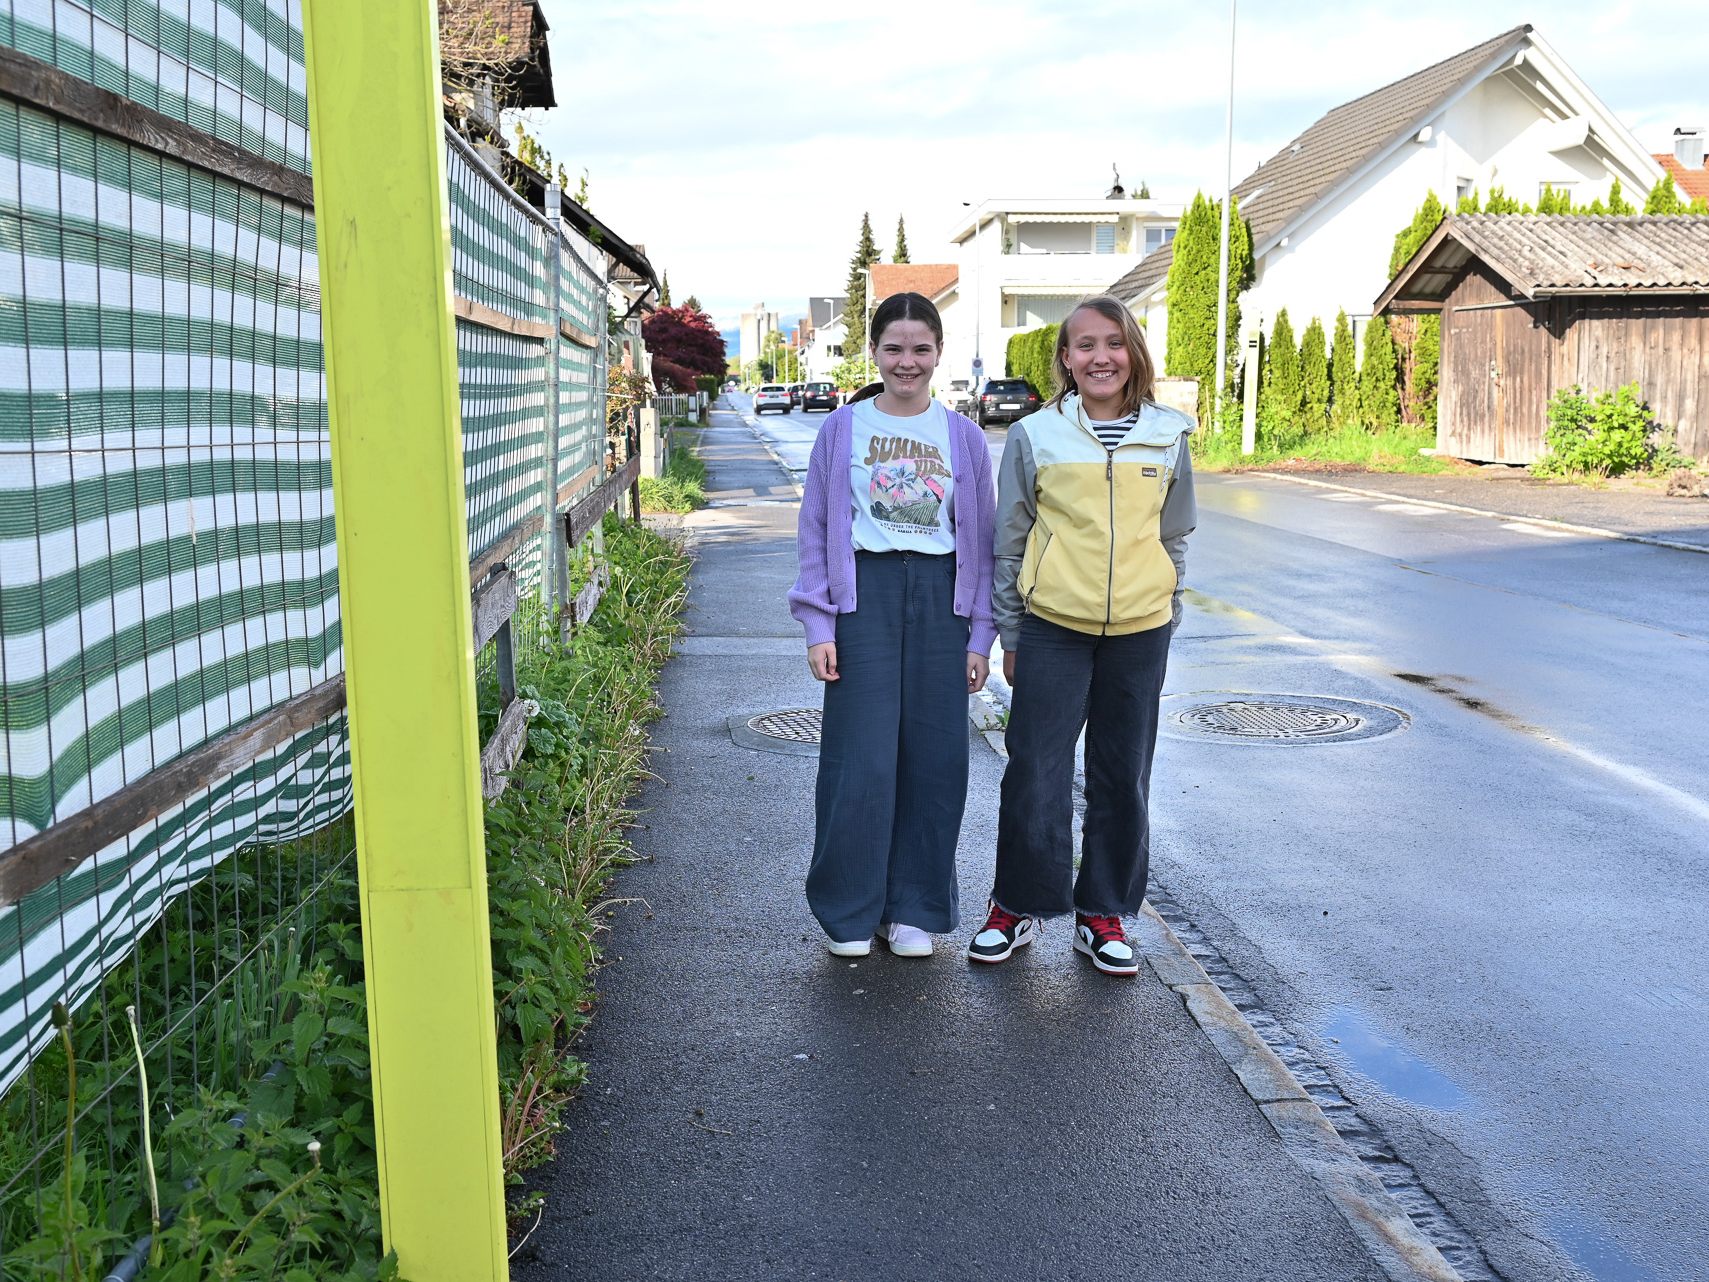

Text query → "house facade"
[947,196,1182,385]
[868,263,960,391]
[1112,25,1665,370]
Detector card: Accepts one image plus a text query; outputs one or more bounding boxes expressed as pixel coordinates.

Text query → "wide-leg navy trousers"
[807,551,969,941]
[993,613,1171,917]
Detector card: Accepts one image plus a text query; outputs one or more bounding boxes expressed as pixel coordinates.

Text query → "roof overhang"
[1008,212,1121,224]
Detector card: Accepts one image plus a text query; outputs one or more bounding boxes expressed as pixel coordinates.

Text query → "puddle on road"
[1321,1005,1471,1111]
[1546,1213,1663,1282]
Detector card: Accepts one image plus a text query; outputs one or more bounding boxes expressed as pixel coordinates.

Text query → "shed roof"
[1108,24,1533,304]
[1375,215,1709,313]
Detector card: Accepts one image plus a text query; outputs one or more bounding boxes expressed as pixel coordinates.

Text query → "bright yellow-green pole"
[301,2,508,1278]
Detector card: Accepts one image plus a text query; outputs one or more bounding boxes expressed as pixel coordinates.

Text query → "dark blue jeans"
[994,613,1171,917]
[807,551,970,940]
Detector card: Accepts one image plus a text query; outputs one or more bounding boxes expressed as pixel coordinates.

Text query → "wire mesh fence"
[0,0,613,1265]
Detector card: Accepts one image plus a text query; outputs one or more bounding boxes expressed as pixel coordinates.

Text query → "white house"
[800,295,845,380]
[1110,24,1666,366]
[947,195,1184,385]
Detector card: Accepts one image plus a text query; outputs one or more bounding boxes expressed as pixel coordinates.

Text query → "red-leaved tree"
[642,304,726,381]
[650,355,701,393]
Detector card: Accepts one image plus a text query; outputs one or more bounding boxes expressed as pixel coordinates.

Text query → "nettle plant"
[1534,383,1660,478]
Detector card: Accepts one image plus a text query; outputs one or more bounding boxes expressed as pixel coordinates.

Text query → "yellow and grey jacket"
[993,393,1197,649]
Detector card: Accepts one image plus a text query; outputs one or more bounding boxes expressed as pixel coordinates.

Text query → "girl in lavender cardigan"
[787,292,997,958]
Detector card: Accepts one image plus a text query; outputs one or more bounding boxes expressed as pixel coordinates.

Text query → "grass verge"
[639,441,708,513]
[1,515,690,1278]
[1191,424,1461,475]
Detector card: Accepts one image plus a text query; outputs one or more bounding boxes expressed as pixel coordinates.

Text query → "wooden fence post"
[301,2,508,1278]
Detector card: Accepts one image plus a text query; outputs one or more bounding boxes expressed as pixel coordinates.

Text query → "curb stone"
[980,720,1464,1282]
[1249,470,1709,556]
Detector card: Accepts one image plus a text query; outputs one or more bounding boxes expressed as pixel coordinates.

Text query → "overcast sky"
[530,1,1704,331]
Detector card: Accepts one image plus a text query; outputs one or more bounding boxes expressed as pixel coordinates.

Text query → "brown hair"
[846,382,884,404]
[868,291,944,349]
[1048,294,1156,416]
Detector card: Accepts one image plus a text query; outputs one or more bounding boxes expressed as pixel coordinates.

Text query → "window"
[1539,181,1576,206]
[1011,294,1080,327]
[1456,177,1475,206]
[1093,224,1117,254]
[1144,225,1177,255]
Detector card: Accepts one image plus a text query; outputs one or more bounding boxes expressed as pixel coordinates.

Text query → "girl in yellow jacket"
[965,295,1196,975]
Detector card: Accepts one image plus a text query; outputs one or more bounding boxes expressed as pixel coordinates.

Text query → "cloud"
[532,1,1706,319]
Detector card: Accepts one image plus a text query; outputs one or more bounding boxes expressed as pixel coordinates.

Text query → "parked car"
[787,382,805,409]
[977,378,1042,427]
[942,378,975,416]
[802,381,839,412]
[753,384,792,414]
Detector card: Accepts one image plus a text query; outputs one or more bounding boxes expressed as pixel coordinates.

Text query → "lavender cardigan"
[788,401,997,655]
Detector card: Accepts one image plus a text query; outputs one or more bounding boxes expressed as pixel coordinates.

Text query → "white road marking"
[1500,522,1576,539]
[1374,502,1441,515]
[1321,493,1375,502]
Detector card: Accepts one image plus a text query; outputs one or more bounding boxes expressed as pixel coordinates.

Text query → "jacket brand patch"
[1142,466,1159,477]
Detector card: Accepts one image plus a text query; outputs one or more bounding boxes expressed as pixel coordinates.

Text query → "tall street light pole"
[1212,0,1237,436]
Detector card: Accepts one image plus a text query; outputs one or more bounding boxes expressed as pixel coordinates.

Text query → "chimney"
[1675,126,1706,170]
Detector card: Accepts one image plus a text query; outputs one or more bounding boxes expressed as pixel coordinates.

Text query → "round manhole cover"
[747,708,822,744]
[1160,694,1407,746]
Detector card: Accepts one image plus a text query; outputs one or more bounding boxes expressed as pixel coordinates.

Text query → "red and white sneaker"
[966,901,1037,964]
[1074,913,1139,976]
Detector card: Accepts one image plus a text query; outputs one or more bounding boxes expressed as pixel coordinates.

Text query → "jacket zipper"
[1104,453,1115,633]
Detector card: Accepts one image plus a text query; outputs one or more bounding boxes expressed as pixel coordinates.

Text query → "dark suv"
[977,378,1041,428]
[802,381,839,412]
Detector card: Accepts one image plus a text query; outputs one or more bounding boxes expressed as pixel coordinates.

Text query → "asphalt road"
[731,392,1709,1282]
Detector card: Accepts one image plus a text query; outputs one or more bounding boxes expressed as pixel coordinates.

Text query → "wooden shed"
[1376,216,1709,463]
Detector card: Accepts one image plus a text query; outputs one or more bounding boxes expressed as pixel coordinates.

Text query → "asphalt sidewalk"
[512,410,1444,1282]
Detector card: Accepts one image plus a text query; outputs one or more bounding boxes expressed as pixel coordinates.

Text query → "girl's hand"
[808,642,839,682]
[966,653,989,693]
[1002,649,1016,687]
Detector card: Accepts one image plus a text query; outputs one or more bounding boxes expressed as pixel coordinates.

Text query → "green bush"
[1359,317,1401,431]
[1004,323,1058,399]
[1299,317,1329,434]
[1329,310,1359,429]
[1532,383,1656,477]
[1258,308,1301,446]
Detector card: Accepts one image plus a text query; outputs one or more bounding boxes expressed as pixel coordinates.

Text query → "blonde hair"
[1048,295,1156,416]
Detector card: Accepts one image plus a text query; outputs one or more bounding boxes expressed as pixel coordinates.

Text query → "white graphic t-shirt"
[848,398,956,554]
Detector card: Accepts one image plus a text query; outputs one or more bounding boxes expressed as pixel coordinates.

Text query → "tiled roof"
[1110,24,1533,302]
[1377,215,1709,312]
[1655,154,1709,204]
[870,263,958,302]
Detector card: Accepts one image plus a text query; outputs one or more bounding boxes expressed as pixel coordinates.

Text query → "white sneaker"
[879,922,933,957]
[825,935,871,957]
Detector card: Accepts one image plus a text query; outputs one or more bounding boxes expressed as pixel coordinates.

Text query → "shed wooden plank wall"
[1437,259,1709,464]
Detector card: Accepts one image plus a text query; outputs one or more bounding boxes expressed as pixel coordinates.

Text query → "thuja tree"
[842,213,881,354]
[894,215,911,264]
[1259,308,1302,442]
[1299,317,1329,434]
[1329,310,1359,428]
[1389,191,1447,429]
[1164,191,1255,422]
[1360,317,1402,430]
